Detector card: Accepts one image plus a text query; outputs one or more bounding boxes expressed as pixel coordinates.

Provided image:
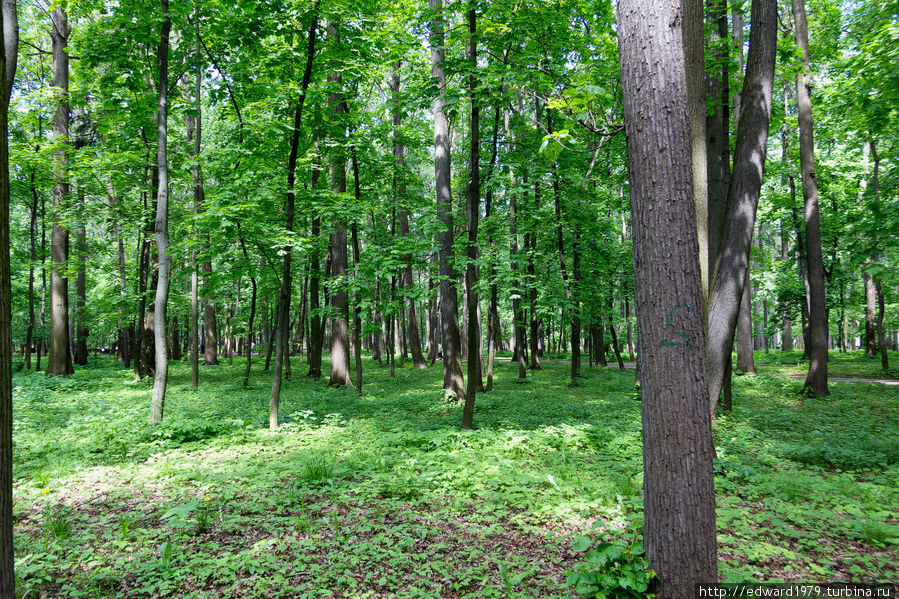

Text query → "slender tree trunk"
[462,3,480,429]
[507,110,527,380]
[149,1,172,423]
[549,116,578,386]
[272,7,318,428]
[430,0,465,400]
[617,0,718,593]
[74,192,87,366]
[792,0,828,397]
[0,2,18,593]
[706,0,777,413]
[706,0,730,289]
[736,267,755,372]
[48,6,73,376]
[26,164,38,370]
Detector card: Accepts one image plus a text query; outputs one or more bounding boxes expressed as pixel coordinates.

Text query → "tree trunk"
[149,0,171,424]
[736,268,755,372]
[74,193,88,366]
[327,29,352,388]
[0,2,18,593]
[272,7,318,428]
[864,273,877,355]
[706,0,777,413]
[48,6,73,376]
[792,0,828,397]
[462,3,480,429]
[617,0,718,593]
[706,0,730,290]
[26,160,38,370]
[507,109,527,379]
[430,0,465,400]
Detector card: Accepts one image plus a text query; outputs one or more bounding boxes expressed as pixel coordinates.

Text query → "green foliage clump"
[566,530,655,599]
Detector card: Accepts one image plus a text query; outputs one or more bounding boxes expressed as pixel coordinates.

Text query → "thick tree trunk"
[48,6,73,376]
[706,0,777,413]
[327,31,352,388]
[792,0,828,397]
[272,7,318,428]
[462,3,480,429]
[617,0,718,593]
[430,0,465,400]
[149,1,171,424]
[0,2,18,593]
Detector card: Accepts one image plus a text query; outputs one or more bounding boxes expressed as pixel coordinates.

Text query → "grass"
[11,352,898,597]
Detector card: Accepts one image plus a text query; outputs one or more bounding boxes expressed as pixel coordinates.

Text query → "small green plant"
[565,534,655,599]
[158,540,175,571]
[119,514,136,539]
[302,456,334,484]
[295,514,314,535]
[43,505,71,540]
[856,518,898,547]
[195,499,213,534]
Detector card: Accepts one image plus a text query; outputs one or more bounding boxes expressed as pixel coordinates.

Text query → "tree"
[461,1,480,429]
[149,0,171,423]
[707,0,778,413]
[792,0,828,397]
[0,1,17,593]
[617,0,717,595]
[47,4,72,376]
[430,0,464,401]
[270,4,318,427]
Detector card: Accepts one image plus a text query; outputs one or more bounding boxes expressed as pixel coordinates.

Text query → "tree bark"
[706,0,730,289]
[736,267,755,372]
[327,26,352,389]
[48,5,73,376]
[462,3,480,429]
[506,109,527,380]
[74,191,87,366]
[430,0,465,400]
[706,0,777,413]
[617,0,718,593]
[792,0,828,397]
[0,1,18,593]
[149,0,172,424]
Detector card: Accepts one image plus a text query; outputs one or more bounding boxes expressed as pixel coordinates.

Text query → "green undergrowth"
[11,354,898,597]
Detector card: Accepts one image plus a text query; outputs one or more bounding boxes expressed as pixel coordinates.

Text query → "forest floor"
[11,351,899,598]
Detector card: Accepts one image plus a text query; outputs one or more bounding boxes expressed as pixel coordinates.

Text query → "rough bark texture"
[736,267,755,372]
[792,0,828,397]
[150,0,171,424]
[0,1,17,593]
[462,3,480,429]
[707,0,777,413]
[706,0,730,287]
[48,6,72,376]
[430,0,465,400]
[683,0,708,301]
[617,1,718,594]
[327,26,352,388]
